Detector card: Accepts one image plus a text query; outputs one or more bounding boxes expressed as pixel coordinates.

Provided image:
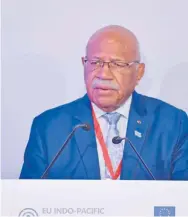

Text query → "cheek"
[84,70,95,89]
[84,70,91,83]
[116,73,137,93]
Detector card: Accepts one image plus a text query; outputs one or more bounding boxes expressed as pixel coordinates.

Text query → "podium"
[2,180,188,216]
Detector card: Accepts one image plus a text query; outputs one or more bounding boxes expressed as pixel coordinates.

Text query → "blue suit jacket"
[20,91,188,180]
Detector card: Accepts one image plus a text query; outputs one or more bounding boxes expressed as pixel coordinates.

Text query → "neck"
[99,106,119,112]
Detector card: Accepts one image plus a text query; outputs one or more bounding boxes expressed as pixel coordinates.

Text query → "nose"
[96,62,113,80]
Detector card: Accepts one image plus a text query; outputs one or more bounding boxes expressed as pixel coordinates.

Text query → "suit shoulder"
[33,96,84,125]
[140,93,187,118]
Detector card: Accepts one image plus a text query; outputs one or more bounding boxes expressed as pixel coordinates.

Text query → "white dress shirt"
[92,95,132,180]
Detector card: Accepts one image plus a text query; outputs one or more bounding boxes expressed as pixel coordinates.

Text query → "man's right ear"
[81,57,85,65]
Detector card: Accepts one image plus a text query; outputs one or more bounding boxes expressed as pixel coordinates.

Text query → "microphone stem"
[41,127,77,179]
[125,138,156,180]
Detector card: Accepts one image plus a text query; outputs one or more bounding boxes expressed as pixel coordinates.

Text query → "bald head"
[82,25,145,112]
[86,25,140,61]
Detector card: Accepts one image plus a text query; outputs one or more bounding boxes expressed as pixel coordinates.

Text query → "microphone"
[41,123,90,179]
[112,136,156,180]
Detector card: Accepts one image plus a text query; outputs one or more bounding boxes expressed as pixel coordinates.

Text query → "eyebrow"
[89,56,101,60]
[111,58,126,62]
[89,56,126,61]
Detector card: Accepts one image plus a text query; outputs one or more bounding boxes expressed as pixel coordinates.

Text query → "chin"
[89,89,122,109]
[93,96,117,110]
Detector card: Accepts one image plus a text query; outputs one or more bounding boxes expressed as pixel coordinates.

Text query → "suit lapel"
[72,94,101,179]
[120,91,152,180]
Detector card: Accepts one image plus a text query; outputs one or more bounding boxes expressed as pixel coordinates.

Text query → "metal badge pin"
[134,130,142,138]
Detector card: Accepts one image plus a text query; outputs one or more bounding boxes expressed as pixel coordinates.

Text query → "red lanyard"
[92,109,122,179]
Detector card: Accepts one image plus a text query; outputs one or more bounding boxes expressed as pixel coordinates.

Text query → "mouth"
[94,86,114,91]
[94,87,116,95]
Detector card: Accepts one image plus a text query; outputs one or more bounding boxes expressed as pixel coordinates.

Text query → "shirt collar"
[91,94,132,119]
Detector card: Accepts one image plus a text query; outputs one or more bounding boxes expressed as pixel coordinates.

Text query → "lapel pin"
[134,130,142,138]
[137,120,141,124]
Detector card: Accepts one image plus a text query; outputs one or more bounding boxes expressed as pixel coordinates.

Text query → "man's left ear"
[136,63,145,84]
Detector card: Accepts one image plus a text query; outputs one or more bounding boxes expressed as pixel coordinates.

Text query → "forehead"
[86,33,137,61]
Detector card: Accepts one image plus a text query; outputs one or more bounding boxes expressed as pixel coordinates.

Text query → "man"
[20,25,188,180]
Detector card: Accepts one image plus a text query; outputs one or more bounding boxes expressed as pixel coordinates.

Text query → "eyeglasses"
[83,57,139,73]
